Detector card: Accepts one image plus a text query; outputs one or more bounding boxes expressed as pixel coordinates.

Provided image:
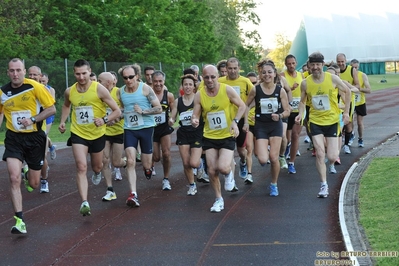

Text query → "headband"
[308,57,324,63]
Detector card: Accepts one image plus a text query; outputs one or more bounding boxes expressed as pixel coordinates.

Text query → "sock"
[240,159,246,165]
[190,183,195,186]
[131,191,137,197]
[107,187,114,192]
[288,162,294,165]
[321,182,327,186]
[270,183,277,187]
[163,177,169,180]
[201,154,208,174]
[344,131,352,145]
[15,212,23,220]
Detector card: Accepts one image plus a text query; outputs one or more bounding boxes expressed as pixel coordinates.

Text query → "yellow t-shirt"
[306,72,340,126]
[70,81,106,140]
[219,76,252,119]
[105,87,123,136]
[200,83,233,139]
[283,70,303,113]
[0,78,55,133]
[354,71,366,106]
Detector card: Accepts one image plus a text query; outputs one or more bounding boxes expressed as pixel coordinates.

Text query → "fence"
[0,59,258,99]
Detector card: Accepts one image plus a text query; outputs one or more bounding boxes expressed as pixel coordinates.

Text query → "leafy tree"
[267,33,292,71]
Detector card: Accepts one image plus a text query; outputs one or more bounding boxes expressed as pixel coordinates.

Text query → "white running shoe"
[317,184,329,198]
[162,178,171,190]
[40,180,49,193]
[102,190,117,201]
[152,166,156,176]
[91,172,102,185]
[187,183,197,196]
[224,171,238,192]
[329,164,337,174]
[210,198,224,212]
[114,168,122,181]
[343,145,351,154]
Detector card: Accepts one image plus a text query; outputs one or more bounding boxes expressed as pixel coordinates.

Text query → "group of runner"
[1,51,370,233]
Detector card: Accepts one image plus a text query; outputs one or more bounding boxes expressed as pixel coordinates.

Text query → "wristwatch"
[30,117,36,124]
[233,118,239,124]
[103,116,109,123]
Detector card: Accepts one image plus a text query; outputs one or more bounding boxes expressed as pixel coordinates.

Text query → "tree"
[267,33,292,71]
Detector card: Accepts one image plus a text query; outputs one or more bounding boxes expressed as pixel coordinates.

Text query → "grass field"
[359,157,399,266]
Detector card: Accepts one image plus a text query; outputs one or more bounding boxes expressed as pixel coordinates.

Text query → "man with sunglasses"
[59,59,121,216]
[191,65,246,213]
[118,64,162,207]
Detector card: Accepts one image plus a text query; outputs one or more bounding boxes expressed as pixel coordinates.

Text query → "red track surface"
[0,87,398,265]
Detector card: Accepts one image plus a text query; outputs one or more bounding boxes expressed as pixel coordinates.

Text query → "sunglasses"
[123,75,136,80]
[203,75,217,80]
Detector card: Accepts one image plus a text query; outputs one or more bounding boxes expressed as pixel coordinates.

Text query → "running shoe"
[348,132,355,146]
[22,165,33,192]
[312,149,316,157]
[279,156,288,169]
[187,183,197,196]
[244,173,253,184]
[307,142,314,151]
[80,201,91,216]
[11,216,27,234]
[197,170,208,183]
[288,163,296,174]
[304,136,311,143]
[269,184,279,197]
[267,159,271,164]
[49,144,57,160]
[126,193,140,207]
[284,142,291,158]
[40,179,49,193]
[193,168,197,176]
[102,190,117,201]
[239,161,248,179]
[296,150,301,156]
[162,178,172,190]
[91,172,102,185]
[329,164,337,174]
[224,171,238,192]
[210,198,224,213]
[343,145,351,154]
[152,166,156,176]
[335,157,341,165]
[136,153,141,162]
[358,138,364,148]
[114,168,122,181]
[317,184,329,198]
[144,168,152,180]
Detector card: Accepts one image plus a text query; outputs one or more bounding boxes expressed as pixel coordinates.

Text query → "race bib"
[105,107,112,117]
[232,86,241,96]
[75,106,94,125]
[207,111,227,130]
[11,110,33,131]
[125,110,144,128]
[311,95,330,111]
[154,111,166,125]
[291,97,301,112]
[260,98,278,114]
[354,93,361,103]
[179,110,193,126]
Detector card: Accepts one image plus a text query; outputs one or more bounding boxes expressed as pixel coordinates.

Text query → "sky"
[245,0,393,49]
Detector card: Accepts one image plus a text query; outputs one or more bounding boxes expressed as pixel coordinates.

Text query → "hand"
[230,123,239,138]
[168,118,175,127]
[58,123,66,133]
[191,118,199,128]
[294,114,302,124]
